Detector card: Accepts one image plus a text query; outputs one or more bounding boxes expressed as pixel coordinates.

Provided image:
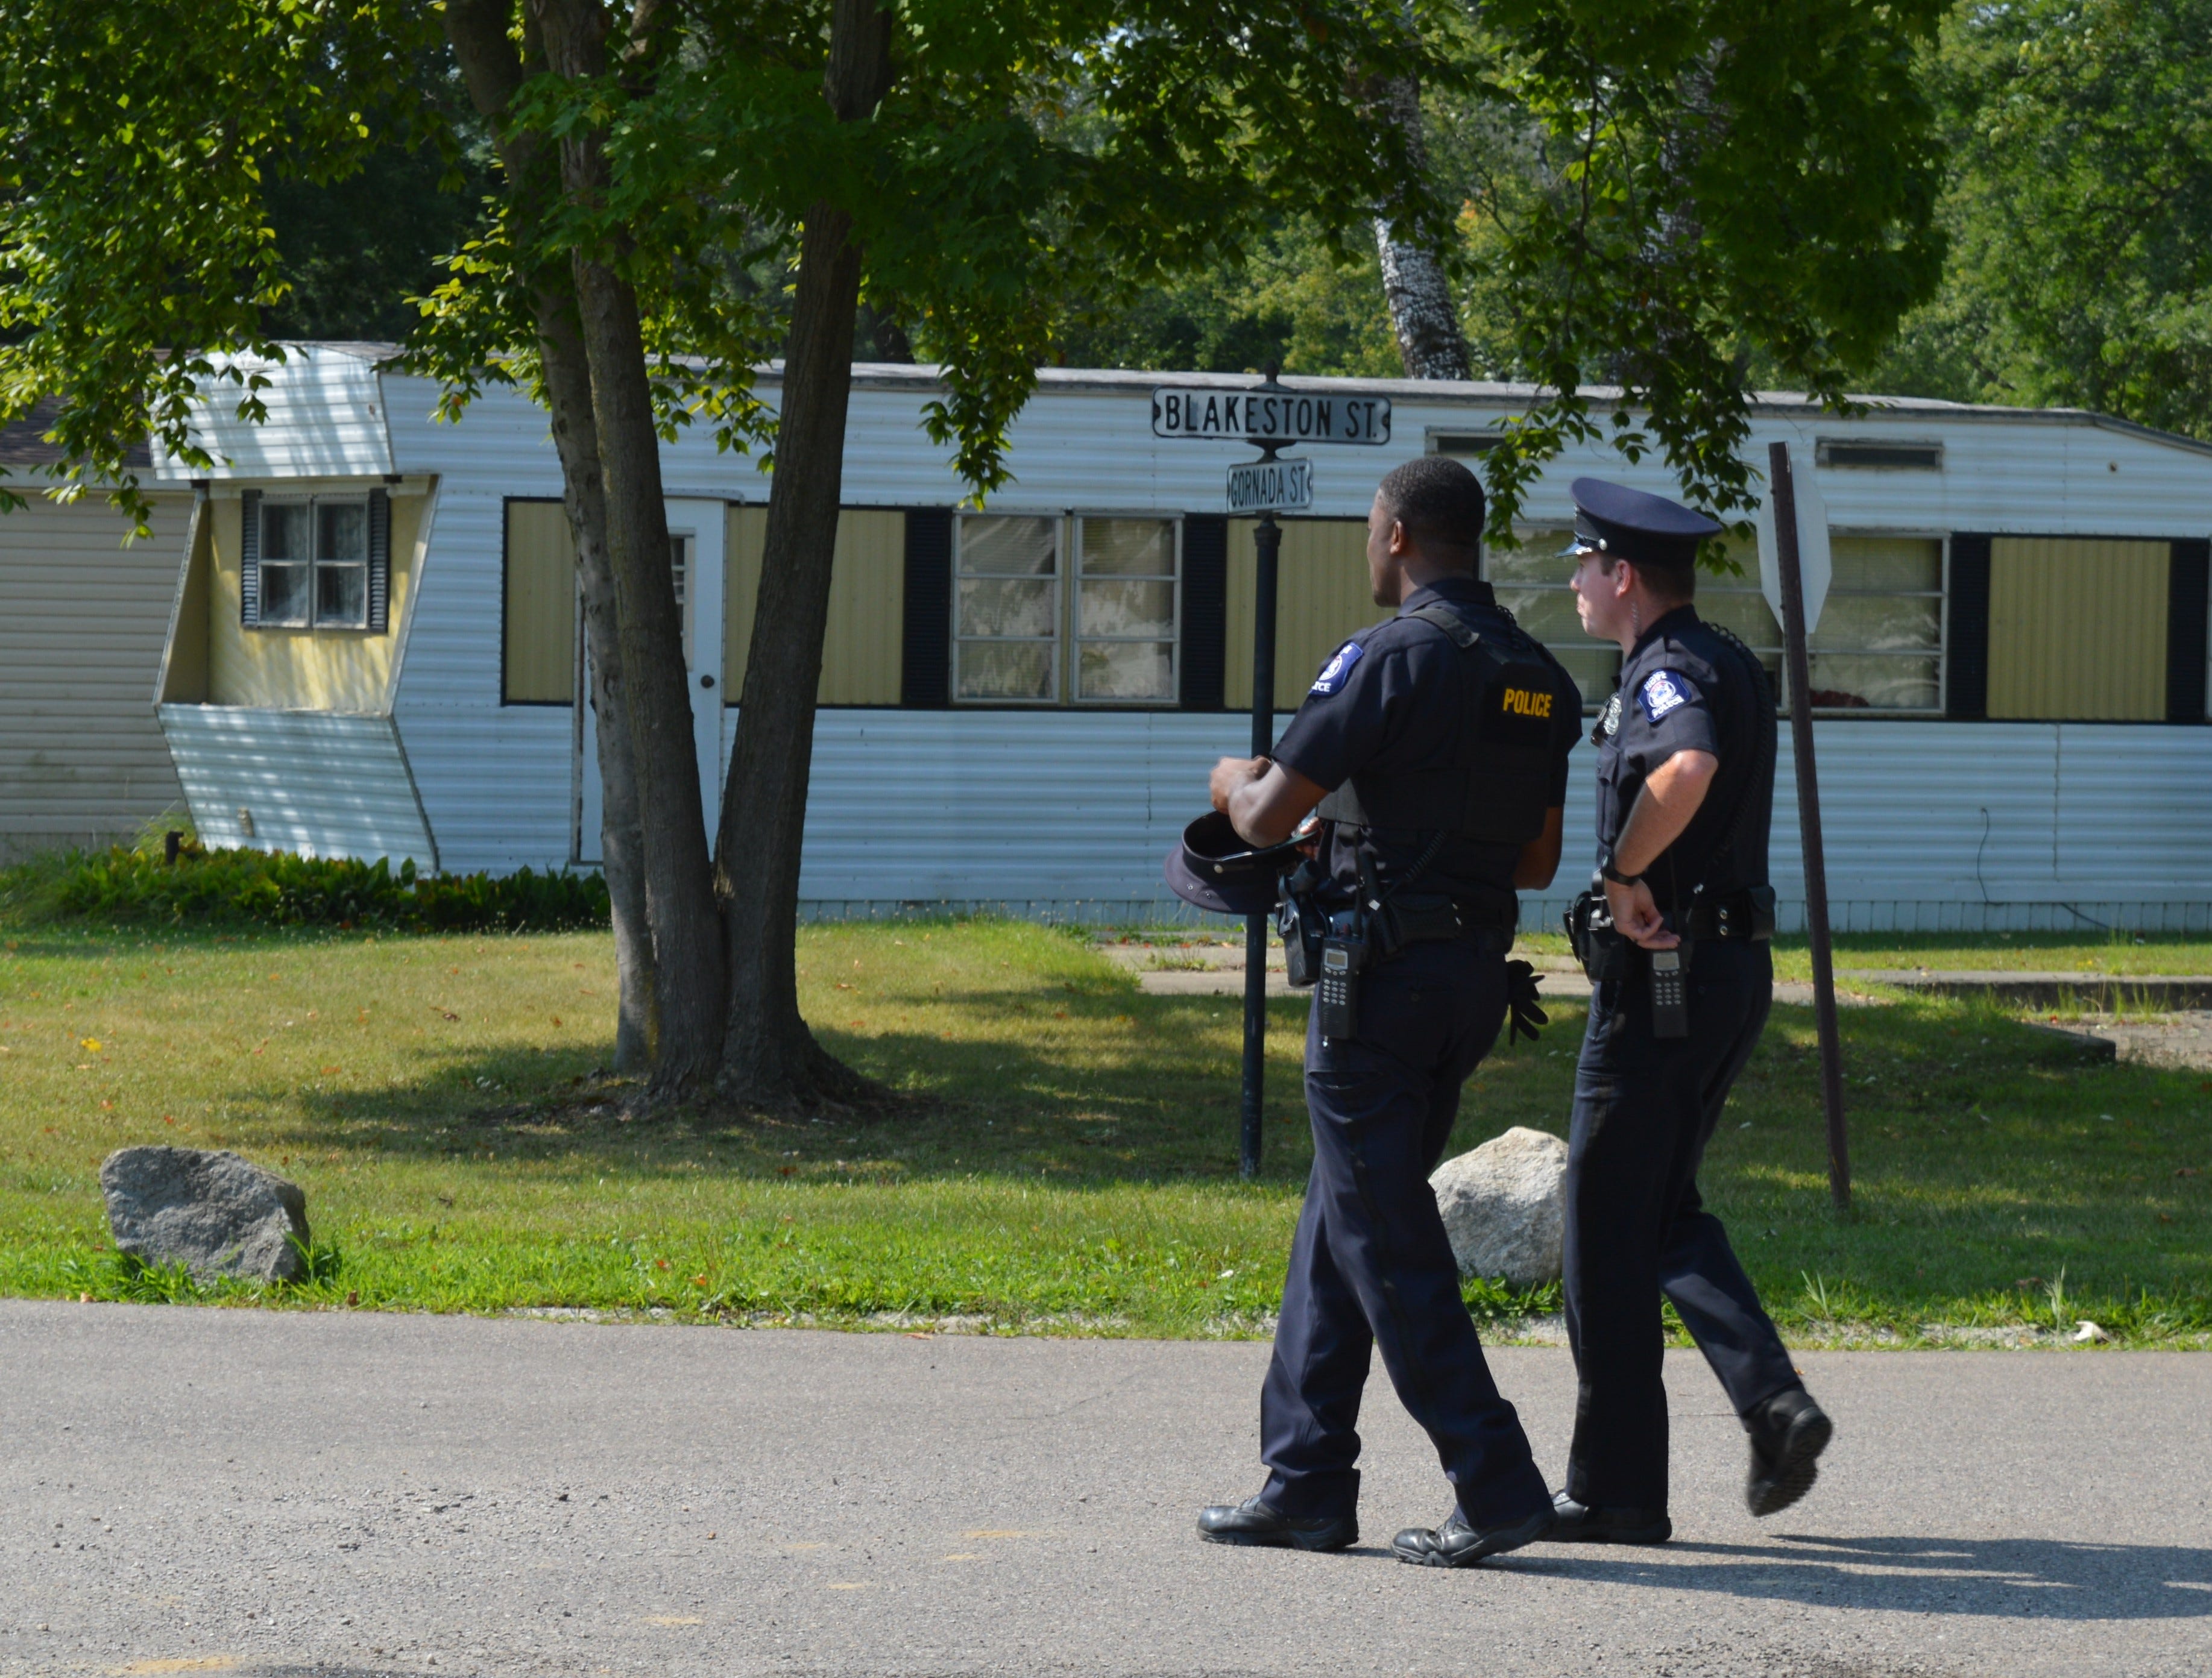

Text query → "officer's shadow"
[1479,1532,2212,1621]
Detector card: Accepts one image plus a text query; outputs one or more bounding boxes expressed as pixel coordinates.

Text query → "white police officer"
[1194,456,1583,1567]
[1552,477,1833,1544]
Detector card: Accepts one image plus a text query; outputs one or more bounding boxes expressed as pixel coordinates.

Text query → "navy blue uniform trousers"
[1563,939,1801,1510]
[1259,932,1551,1530]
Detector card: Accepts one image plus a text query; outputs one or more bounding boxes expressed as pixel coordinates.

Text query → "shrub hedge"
[50,845,609,933]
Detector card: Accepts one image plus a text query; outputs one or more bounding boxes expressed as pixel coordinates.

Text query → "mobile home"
[14,343,2211,929]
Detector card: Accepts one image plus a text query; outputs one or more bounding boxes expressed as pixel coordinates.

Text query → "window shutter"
[367,488,392,633]
[1946,533,1991,720]
[1180,514,1227,710]
[239,489,262,627]
[901,509,953,707]
[2167,539,2209,722]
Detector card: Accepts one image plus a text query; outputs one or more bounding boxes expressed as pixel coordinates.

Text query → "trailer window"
[953,514,1180,705]
[1486,530,1943,714]
[1809,536,1944,712]
[253,494,374,631]
[954,515,1060,700]
[1075,517,1177,702]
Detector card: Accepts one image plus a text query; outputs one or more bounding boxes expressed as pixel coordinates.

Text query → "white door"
[575,501,728,864]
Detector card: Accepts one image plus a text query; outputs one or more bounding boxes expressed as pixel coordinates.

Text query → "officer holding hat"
[1190,455,1583,1567]
[1552,476,1833,1544]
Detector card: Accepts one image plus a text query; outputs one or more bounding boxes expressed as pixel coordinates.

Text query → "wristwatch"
[1598,849,1643,888]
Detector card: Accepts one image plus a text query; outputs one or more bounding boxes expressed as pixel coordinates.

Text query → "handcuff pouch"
[1565,888,1633,984]
[1278,893,1325,989]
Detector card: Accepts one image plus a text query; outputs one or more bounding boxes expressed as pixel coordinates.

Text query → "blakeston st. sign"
[1150,386,1391,446]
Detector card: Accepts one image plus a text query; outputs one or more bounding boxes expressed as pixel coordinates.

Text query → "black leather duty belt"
[1375,893,1517,955]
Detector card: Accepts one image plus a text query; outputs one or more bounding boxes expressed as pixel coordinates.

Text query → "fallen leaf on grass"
[320,1065,341,1075]
[80,1037,101,1052]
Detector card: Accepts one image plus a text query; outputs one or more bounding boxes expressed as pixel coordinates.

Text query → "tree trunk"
[535,0,728,1098]
[538,316,657,1070]
[714,0,893,1109]
[1373,70,1473,382]
[443,0,655,1070]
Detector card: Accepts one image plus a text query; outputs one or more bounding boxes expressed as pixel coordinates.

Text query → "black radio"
[1316,928,1367,1042]
[1649,947,1689,1038]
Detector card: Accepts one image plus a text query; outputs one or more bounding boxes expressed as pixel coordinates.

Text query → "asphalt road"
[3,1301,2208,1678]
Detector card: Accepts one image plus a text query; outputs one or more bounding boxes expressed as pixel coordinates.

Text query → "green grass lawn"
[1,919,2207,1343]
[1501,927,2212,978]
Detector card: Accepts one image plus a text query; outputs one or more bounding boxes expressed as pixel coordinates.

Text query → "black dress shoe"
[1197,1495,1357,1551]
[1745,1387,1834,1518]
[1546,1489,1672,1545]
[1390,1505,1551,1568]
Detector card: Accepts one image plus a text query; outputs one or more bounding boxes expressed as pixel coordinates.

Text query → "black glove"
[1506,959,1548,1045]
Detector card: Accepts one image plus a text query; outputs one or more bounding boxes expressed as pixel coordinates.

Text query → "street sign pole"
[1241,476,1282,1181]
[1770,441,1851,1211]
[1150,370,1388,1180]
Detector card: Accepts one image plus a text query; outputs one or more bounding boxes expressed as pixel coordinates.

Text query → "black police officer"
[1552,477,1833,1544]
[1196,456,1583,1567]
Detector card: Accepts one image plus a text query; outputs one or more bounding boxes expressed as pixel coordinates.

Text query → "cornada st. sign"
[1151,387,1391,446]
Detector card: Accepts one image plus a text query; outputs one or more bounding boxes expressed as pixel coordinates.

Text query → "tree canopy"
[1873,0,2212,439]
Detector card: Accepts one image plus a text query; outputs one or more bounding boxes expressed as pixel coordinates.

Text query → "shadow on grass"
[241,987,1352,1187]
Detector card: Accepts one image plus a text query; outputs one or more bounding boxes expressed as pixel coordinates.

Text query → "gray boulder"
[100,1147,309,1284]
[1429,1127,1568,1290]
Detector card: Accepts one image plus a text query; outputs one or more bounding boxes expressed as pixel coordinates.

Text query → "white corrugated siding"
[784,712,2212,929]
[148,345,393,480]
[0,494,189,852]
[387,488,576,873]
[157,706,434,866]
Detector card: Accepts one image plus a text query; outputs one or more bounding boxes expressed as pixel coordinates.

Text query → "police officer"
[1194,456,1583,1567]
[1551,477,1833,1544]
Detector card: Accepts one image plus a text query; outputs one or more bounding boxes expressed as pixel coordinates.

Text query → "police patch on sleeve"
[1309,640,1364,696]
[1637,668,1697,723]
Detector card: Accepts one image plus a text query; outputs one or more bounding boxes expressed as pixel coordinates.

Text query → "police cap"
[1564,477,1723,573]
[1164,810,1301,916]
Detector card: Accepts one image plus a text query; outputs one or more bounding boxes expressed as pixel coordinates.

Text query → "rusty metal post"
[1769,442,1851,1210]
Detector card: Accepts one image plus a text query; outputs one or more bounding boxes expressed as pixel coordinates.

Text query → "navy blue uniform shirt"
[1593,603,1774,910]
[1272,574,1583,907]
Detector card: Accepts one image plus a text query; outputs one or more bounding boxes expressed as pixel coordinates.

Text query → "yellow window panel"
[725,507,905,705]
[1224,518,1381,711]
[1988,538,2167,720]
[502,500,575,705]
